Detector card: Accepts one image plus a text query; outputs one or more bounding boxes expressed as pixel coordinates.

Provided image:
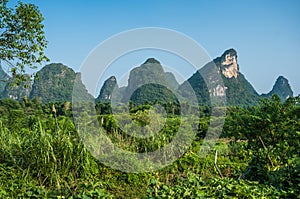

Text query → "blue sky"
[8,0,300,95]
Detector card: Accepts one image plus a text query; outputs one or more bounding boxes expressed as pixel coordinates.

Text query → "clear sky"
[8,0,300,95]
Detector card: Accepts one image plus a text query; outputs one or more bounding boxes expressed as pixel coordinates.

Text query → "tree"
[0,0,48,85]
[242,95,300,194]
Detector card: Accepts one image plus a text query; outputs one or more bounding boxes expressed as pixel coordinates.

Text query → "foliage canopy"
[0,0,48,84]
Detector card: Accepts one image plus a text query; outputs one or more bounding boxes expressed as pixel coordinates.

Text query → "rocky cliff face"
[96,51,295,107]
[95,76,119,103]
[262,76,293,101]
[178,48,259,106]
[0,66,9,93]
[1,75,31,100]
[220,49,239,78]
[0,48,287,106]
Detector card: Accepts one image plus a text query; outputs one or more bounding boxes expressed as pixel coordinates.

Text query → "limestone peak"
[264,76,293,101]
[220,48,239,78]
[143,58,161,65]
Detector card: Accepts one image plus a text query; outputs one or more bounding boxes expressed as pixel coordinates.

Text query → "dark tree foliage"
[223,94,300,195]
[130,83,180,115]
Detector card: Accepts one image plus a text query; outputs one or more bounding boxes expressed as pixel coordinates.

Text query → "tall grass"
[1,100,295,198]
[0,117,112,197]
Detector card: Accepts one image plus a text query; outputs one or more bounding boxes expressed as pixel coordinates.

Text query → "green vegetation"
[96,76,120,103]
[0,52,293,108]
[0,0,48,84]
[30,63,93,103]
[221,73,259,106]
[179,50,260,106]
[0,2,298,197]
[0,74,31,100]
[262,76,293,101]
[123,58,169,103]
[0,95,299,198]
[164,72,179,90]
[130,83,180,113]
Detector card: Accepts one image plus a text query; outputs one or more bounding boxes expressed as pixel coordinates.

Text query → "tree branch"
[258,136,274,167]
[214,150,223,178]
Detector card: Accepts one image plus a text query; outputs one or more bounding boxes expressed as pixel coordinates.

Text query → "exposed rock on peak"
[96,76,119,103]
[178,48,259,106]
[109,76,117,81]
[1,74,31,101]
[219,48,239,78]
[221,48,237,58]
[0,66,10,93]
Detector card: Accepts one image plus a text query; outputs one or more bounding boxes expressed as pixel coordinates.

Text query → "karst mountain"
[0,49,294,105]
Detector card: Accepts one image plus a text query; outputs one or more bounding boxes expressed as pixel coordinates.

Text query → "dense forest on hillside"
[0,95,299,198]
[0,1,299,198]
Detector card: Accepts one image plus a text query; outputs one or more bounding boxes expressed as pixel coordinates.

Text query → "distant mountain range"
[0,63,93,103]
[0,49,294,105]
[97,49,293,106]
